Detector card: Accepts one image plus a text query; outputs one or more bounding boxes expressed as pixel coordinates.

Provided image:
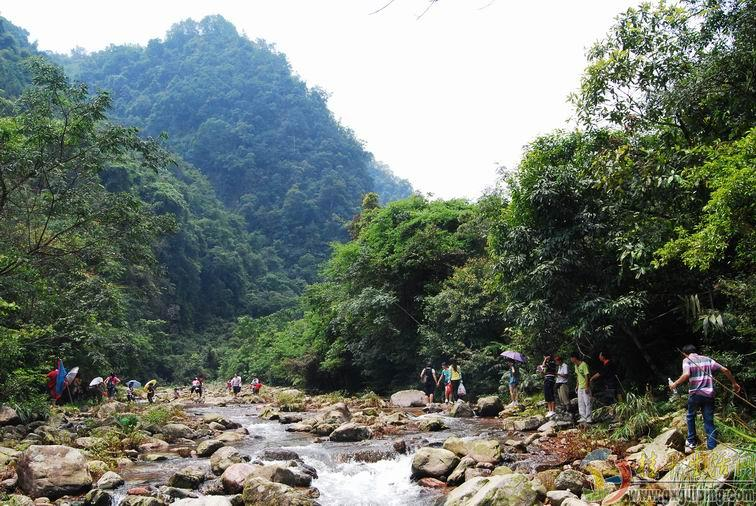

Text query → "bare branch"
[369,0,397,15]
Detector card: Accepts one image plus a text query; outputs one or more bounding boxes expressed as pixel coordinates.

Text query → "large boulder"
[196,440,225,457]
[476,396,504,417]
[96,471,124,490]
[249,464,312,487]
[168,465,209,489]
[210,446,243,475]
[659,445,750,496]
[221,463,256,493]
[554,469,588,496]
[390,390,426,408]
[329,423,372,442]
[16,445,92,499]
[651,428,685,452]
[161,424,195,441]
[450,400,474,418]
[0,406,21,426]
[442,437,501,463]
[630,443,685,477]
[317,403,351,424]
[444,473,538,506]
[411,447,460,480]
[418,417,447,432]
[242,476,316,506]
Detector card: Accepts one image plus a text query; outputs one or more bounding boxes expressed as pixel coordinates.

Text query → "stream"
[110,404,515,506]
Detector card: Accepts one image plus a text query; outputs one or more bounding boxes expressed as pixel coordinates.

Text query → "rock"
[16,445,92,499]
[75,437,103,450]
[161,424,195,441]
[242,476,316,506]
[467,440,502,464]
[141,453,174,463]
[554,469,588,495]
[630,443,684,477]
[561,499,590,506]
[85,488,113,506]
[217,431,244,443]
[258,408,280,420]
[202,414,240,429]
[418,417,447,432]
[172,498,232,506]
[174,446,193,458]
[659,445,750,495]
[545,490,578,506]
[532,469,558,491]
[537,421,556,433]
[390,390,426,408]
[260,449,301,461]
[444,473,537,506]
[625,443,645,454]
[450,400,474,418]
[161,486,200,499]
[393,440,408,454]
[443,436,468,457]
[196,440,224,458]
[447,456,476,485]
[249,464,312,487]
[329,423,372,442]
[198,478,225,496]
[278,414,304,425]
[7,495,36,506]
[651,428,685,452]
[411,447,460,480]
[96,402,126,419]
[465,468,490,481]
[221,463,256,493]
[418,477,447,488]
[96,471,124,490]
[504,439,527,452]
[476,396,504,417]
[168,465,209,489]
[583,459,617,477]
[318,402,351,424]
[492,466,513,476]
[208,422,225,431]
[126,486,152,495]
[503,415,545,432]
[0,406,21,426]
[86,460,109,477]
[119,497,164,506]
[210,446,243,475]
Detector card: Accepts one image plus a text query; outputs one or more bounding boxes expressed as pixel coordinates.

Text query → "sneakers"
[685,441,696,454]
[546,411,555,418]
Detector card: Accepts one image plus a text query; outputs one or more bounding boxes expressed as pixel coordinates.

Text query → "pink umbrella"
[500,351,526,363]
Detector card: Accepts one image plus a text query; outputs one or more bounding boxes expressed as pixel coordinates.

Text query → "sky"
[1,0,639,200]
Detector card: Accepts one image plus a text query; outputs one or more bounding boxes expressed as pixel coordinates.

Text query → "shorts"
[233,385,241,394]
[544,378,556,403]
[423,383,435,395]
[509,377,519,386]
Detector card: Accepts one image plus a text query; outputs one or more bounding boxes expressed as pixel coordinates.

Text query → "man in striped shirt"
[669,344,741,451]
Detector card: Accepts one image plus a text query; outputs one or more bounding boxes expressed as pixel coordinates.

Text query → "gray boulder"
[221,463,256,494]
[196,440,225,457]
[411,447,460,480]
[476,396,504,417]
[16,445,92,499]
[0,406,21,426]
[329,423,372,442]
[554,469,588,495]
[249,464,312,487]
[450,400,474,418]
[168,465,209,489]
[85,488,113,506]
[317,402,351,424]
[210,446,243,475]
[418,417,447,432]
[96,471,124,490]
[390,390,426,408]
[447,456,476,485]
[161,424,195,441]
[545,490,578,506]
[444,473,538,506]
[242,476,316,506]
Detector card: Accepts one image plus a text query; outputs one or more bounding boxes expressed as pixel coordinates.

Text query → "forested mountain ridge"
[56,15,412,278]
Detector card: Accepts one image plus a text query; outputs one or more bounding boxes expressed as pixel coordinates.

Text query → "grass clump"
[276,389,305,412]
[141,405,183,426]
[595,391,662,440]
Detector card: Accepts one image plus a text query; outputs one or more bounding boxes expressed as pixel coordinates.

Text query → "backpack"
[421,367,433,384]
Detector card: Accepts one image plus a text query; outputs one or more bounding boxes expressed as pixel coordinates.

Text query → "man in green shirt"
[570,352,592,423]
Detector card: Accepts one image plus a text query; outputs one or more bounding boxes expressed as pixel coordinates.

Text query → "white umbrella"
[65,367,79,384]
[89,376,104,387]
[127,380,142,389]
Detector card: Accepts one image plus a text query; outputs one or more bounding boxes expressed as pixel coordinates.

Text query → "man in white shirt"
[231,374,243,397]
[555,355,570,410]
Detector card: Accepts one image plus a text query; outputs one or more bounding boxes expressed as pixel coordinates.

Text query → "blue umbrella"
[500,351,526,363]
[127,380,142,389]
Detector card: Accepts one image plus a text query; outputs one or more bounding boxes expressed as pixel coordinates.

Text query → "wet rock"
[318,402,351,424]
[172,498,232,506]
[221,463,256,493]
[464,467,491,481]
[160,486,200,499]
[84,488,113,506]
[126,486,152,495]
[174,446,193,458]
[411,447,460,480]
[249,464,312,487]
[504,439,527,452]
[418,417,447,432]
[16,445,92,499]
[211,446,243,475]
[393,440,408,454]
[242,476,316,506]
[201,414,240,430]
[390,390,426,408]
[137,438,169,453]
[450,400,474,418]
[503,415,545,432]
[475,396,504,417]
[329,423,372,442]
[96,471,124,490]
[161,424,195,442]
[141,453,174,463]
[258,408,280,420]
[443,437,468,456]
[278,414,304,425]
[382,412,410,425]
[196,440,224,457]
[217,431,244,443]
[444,473,537,506]
[534,469,560,490]
[119,497,164,506]
[546,490,578,506]
[447,456,476,485]
[260,449,301,461]
[583,459,617,477]
[208,422,225,431]
[168,465,209,489]
[286,422,316,433]
[467,440,502,464]
[554,469,588,495]
[418,477,447,488]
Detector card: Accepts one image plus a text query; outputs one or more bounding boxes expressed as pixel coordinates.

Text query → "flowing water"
[115,405,519,506]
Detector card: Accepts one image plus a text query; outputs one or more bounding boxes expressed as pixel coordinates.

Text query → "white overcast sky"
[1,0,639,199]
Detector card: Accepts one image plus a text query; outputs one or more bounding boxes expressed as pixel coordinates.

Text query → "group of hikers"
[226,374,263,397]
[421,345,741,452]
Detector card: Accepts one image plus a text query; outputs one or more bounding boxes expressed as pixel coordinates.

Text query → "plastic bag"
[457,382,467,397]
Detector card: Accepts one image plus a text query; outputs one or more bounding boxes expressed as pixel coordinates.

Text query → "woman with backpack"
[419,362,438,405]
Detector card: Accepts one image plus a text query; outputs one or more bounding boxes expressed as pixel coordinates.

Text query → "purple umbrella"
[500,351,526,363]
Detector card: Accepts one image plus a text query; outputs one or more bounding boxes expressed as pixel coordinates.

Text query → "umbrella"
[65,366,79,384]
[500,351,526,363]
[89,376,104,387]
[145,379,157,388]
[127,380,142,389]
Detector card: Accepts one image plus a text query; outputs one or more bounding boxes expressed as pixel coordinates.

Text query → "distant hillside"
[0,16,37,97]
[57,15,412,276]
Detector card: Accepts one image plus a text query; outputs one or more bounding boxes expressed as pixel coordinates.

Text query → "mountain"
[56,15,412,278]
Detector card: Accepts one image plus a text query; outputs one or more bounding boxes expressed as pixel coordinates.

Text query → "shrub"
[275,390,305,412]
[142,405,182,426]
[595,390,661,440]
